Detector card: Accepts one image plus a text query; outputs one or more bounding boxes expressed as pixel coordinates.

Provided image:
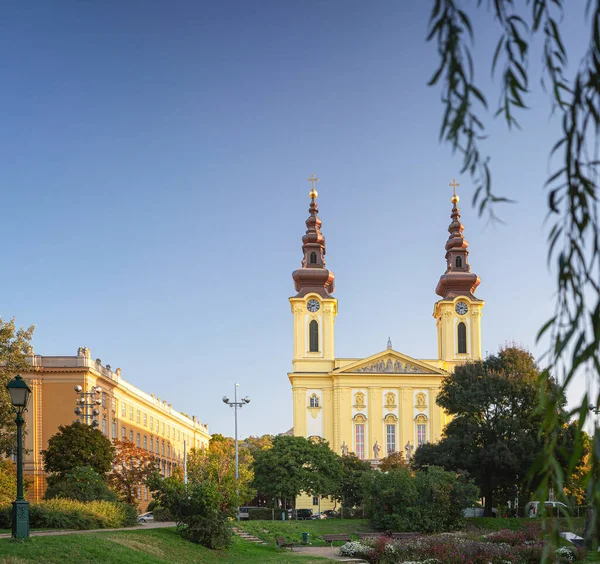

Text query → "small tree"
[0,459,17,505]
[379,451,407,472]
[0,317,35,457]
[45,466,117,502]
[110,438,157,505]
[332,453,371,513]
[43,422,114,476]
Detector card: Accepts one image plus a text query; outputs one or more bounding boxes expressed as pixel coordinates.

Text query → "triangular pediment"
[338,350,446,375]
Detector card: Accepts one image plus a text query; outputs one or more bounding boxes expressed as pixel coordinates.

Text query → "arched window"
[457,322,467,354]
[415,414,428,446]
[455,256,462,268]
[309,394,319,408]
[309,320,319,352]
[310,252,317,264]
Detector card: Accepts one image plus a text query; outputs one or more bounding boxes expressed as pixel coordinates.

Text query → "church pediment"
[338,350,445,375]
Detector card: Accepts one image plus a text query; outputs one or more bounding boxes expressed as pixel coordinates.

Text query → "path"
[292,545,366,562]
[0,521,176,539]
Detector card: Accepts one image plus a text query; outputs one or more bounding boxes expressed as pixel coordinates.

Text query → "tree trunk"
[483,489,494,517]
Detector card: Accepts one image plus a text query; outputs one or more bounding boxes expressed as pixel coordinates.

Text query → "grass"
[0,527,330,563]
[467,516,587,536]
[238,518,375,546]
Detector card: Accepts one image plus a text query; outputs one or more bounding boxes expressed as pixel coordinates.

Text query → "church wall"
[305,388,323,438]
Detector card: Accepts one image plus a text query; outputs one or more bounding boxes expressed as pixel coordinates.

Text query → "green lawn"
[467,516,587,535]
[238,518,374,546]
[0,527,330,563]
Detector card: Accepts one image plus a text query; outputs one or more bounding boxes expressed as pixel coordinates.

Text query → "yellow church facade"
[289,178,483,509]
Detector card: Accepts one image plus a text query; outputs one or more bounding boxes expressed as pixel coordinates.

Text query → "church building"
[288,177,484,473]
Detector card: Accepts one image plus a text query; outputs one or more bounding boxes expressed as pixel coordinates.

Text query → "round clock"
[307,299,320,313]
[455,301,468,315]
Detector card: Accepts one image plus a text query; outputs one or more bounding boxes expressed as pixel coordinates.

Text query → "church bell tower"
[433,180,484,370]
[289,175,337,372]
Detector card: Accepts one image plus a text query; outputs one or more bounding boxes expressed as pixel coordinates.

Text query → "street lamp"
[222,384,250,521]
[74,385,102,427]
[6,375,32,539]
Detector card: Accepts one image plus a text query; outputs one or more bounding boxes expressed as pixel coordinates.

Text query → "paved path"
[292,545,366,562]
[0,521,176,539]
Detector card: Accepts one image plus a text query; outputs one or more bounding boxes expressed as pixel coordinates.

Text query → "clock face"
[307,299,320,313]
[455,301,468,315]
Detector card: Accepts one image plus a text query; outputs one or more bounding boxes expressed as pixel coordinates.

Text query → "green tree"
[413,346,569,516]
[379,451,407,472]
[251,435,341,511]
[42,422,114,476]
[332,453,371,512]
[0,317,35,457]
[0,459,17,505]
[45,466,117,502]
[426,0,600,531]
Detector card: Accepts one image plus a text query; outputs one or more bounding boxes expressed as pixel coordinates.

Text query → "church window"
[312,496,319,505]
[386,424,396,455]
[309,394,319,408]
[310,252,317,264]
[457,322,467,354]
[415,414,428,446]
[455,256,462,268]
[309,320,319,352]
[355,424,365,459]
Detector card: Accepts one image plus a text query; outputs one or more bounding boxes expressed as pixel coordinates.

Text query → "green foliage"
[110,438,157,505]
[333,453,371,509]
[0,498,137,529]
[147,499,174,522]
[0,317,35,457]
[148,472,233,549]
[0,459,17,505]
[252,435,341,508]
[378,451,407,472]
[362,466,477,533]
[247,507,276,520]
[45,465,118,502]
[42,421,114,476]
[413,346,572,515]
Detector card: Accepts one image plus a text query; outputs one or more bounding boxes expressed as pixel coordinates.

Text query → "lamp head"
[243,396,251,404]
[222,396,229,404]
[590,404,597,411]
[6,375,32,409]
[74,385,83,393]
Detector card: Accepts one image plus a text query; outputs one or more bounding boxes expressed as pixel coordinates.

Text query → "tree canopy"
[110,438,157,505]
[0,317,35,457]
[42,421,114,476]
[413,346,570,515]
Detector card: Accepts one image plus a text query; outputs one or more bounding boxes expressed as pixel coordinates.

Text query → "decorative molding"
[353,391,366,409]
[353,413,367,424]
[415,392,427,409]
[307,406,321,419]
[384,391,397,409]
[384,413,398,423]
[355,358,426,374]
[415,414,428,424]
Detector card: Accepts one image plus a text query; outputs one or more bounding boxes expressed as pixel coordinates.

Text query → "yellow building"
[289,178,484,510]
[20,347,210,505]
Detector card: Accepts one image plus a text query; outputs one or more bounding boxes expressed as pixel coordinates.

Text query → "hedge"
[0,498,137,530]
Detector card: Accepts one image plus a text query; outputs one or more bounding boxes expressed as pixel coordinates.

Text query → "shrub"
[45,466,118,502]
[247,508,275,520]
[152,506,174,522]
[0,499,137,530]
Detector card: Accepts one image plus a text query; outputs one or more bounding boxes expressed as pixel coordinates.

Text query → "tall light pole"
[6,375,32,539]
[222,384,250,521]
[74,384,102,427]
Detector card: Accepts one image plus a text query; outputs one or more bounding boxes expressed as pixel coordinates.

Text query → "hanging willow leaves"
[427,0,600,557]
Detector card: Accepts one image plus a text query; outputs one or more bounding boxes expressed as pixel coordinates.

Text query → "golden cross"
[449,178,460,197]
[308,174,319,190]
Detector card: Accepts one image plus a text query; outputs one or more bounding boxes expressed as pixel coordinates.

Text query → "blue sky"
[0,1,591,438]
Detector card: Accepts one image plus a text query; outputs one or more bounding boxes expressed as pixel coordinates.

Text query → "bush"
[247,508,275,520]
[0,499,137,530]
[45,466,118,502]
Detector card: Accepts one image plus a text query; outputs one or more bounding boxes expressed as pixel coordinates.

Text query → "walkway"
[0,521,176,539]
[292,545,366,562]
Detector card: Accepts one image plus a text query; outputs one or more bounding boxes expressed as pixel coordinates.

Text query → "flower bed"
[338,531,585,564]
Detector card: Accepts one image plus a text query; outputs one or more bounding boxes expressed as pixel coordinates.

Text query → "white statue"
[405,441,414,460]
[341,441,349,456]
[373,440,381,460]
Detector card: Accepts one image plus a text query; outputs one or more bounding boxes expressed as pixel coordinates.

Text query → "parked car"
[310,512,327,520]
[525,501,568,518]
[137,512,154,523]
[463,507,498,517]
[290,508,313,520]
[323,510,339,518]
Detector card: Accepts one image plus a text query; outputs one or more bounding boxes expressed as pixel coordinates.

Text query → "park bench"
[276,537,295,551]
[323,533,352,546]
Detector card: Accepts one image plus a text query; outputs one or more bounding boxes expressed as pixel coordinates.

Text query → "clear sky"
[0,1,591,438]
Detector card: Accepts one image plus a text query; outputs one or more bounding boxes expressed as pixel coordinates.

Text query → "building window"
[102,418,107,435]
[150,437,154,451]
[167,425,170,438]
[309,320,319,352]
[172,428,175,439]
[309,394,319,408]
[386,424,396,455]
[355,424,365,459]
[162,422,165,435]
[121,402,126,417]
[143,413,147,427]
[416,415,428,446]
[312,496,319,506]
[457,322,467,354]
[144,436,147,450]
[136,433,141,447]
[112,421,117,439]
[178,430,181,441]
[456,256,462,268]
[167,444,171,458]
[129,429,134,442]
[156,440,160,454]
[309,252,317,264]
[122,426,126,438]
[129,406,133,420]
[144,487,148,501]
[162,441,165,456]
[136,410,140,424]
[112,397,116,412]
[150,416,153,431]
[102,392,107,408]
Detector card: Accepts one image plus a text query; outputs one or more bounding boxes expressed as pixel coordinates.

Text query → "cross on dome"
[308,174,319,199]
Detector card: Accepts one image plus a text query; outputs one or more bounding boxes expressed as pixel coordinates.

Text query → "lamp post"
[6,375,32,539]
[74,384,102,427]
[222,384,250,521]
